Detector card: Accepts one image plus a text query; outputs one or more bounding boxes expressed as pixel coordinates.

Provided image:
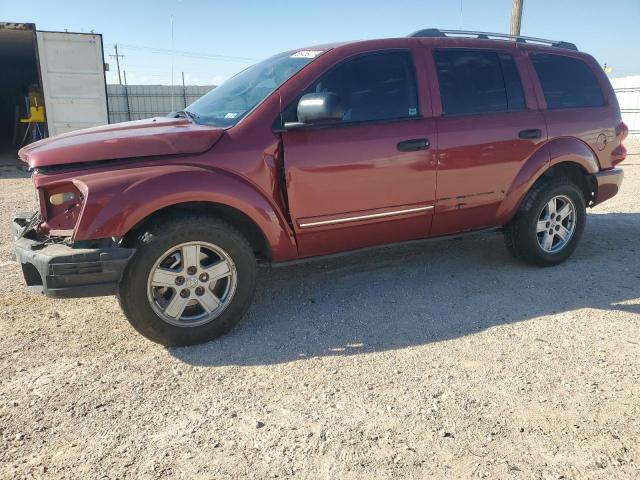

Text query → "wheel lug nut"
[549,229,554,235]
[555,225,560,231]
[546,221,550,228]
[187,266,197,275]
[175,276,185,286]
[180,288,190,298]
[195,286,205,296]
[199,272,209,282]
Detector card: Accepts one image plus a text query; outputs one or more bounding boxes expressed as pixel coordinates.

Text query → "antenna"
[170,15,175,112]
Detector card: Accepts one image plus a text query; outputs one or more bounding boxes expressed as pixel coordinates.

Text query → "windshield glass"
[187,49,325,127]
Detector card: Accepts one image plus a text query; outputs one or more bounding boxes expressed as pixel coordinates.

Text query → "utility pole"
[510,0,523,37]
[182,72,187,109]
[170,15,175,112]
[109,44,124,85]
[123,70,132,121]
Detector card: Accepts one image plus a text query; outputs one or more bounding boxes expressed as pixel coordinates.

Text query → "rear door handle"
[397,138,430,152]
[518,129,542,140]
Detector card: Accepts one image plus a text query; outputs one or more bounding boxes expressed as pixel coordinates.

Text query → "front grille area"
[49,262,103,276]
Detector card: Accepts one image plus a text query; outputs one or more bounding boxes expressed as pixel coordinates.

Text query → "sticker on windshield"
[290,50,323,59]
[224,112,239,119]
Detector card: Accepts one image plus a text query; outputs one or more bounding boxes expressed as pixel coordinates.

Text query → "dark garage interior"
[0,27,41,161]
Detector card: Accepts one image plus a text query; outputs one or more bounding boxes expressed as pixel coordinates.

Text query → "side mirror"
[285,92,344,129]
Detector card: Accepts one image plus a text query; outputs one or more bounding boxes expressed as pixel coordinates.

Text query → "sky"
[2,0,639,86]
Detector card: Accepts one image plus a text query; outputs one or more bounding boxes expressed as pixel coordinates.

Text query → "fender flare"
[496,137,599,224]
[72,164,298,261]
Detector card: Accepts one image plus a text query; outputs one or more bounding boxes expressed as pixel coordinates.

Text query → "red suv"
[13,29,627,345]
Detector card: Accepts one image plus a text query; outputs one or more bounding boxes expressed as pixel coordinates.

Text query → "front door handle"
[397,138,430,152]
[518,129,542,140]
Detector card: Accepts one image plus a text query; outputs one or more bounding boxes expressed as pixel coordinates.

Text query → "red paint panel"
[68,164,297,261]
[19,117,224,168]
[594,168,624,205]
[432,110,547,235]
[283,118,437,255]
[296,215,430,258]
[524,50,623,171]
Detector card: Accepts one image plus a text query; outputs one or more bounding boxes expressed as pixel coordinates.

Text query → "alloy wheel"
[536,195,577,253]
[146,241,238,327]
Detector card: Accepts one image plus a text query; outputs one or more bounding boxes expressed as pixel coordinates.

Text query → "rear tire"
[118,214,256,346]
[504,177,586,267]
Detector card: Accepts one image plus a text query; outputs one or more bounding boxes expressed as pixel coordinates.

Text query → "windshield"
[187,49,325,127]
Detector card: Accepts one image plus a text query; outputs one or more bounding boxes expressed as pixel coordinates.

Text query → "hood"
[19,117,225,169]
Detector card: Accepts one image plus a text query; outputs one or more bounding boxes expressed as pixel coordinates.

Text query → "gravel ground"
[0,150,639,479]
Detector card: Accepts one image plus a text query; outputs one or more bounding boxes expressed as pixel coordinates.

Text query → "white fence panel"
[107,84,213,124]
[611,76,640,138]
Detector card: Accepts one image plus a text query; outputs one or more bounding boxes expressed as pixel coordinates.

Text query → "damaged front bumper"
[12,213,135,298]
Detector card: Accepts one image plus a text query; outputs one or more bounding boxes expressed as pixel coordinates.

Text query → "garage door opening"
[0,25,42,163]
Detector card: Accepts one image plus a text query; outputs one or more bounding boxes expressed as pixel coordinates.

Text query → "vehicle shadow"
[0,164,30,180]
[171,212,640,366]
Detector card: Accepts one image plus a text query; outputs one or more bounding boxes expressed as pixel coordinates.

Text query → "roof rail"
[408,28,578,51]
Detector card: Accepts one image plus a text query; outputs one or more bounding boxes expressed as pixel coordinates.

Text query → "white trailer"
[0,22,108,157]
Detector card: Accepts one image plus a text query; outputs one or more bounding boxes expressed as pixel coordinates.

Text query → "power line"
[105,42,259,63]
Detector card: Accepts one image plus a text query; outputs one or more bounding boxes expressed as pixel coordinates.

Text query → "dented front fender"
[72,164,298,261]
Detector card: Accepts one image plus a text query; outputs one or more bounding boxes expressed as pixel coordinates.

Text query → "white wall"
[611,76,640,137]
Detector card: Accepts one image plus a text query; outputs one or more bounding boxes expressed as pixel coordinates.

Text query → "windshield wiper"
[170,110,200,123]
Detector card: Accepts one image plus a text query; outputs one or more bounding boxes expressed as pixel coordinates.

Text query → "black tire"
[117,214,256,346]
[504,177,586,267]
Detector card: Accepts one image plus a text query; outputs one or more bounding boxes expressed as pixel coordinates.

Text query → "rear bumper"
[594,168,624,206]
[12,213,134,298]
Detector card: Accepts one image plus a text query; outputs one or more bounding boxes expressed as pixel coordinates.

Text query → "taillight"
[611,144,627,167]
[612,122,629,167]
[616,121,629,142]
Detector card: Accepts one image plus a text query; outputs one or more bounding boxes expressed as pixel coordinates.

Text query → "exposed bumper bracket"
[12,214,135,298]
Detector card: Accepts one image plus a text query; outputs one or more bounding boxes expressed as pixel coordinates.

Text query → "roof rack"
[408,28,578,51]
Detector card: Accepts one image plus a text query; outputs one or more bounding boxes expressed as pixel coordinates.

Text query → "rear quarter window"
[531,53,604,109]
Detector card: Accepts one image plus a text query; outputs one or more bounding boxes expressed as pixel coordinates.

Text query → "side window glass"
[434,49,508,115]
[498,53,526,111]
[530,53,604,109]
[303,51,420,123]
[434,49,526,115]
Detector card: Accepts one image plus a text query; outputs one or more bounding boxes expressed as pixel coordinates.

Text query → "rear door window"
[433,49,526,115]
[530,53,604,109]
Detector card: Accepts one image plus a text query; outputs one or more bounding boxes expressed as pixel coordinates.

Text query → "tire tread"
[117,212,256,346]
[504,177,586,267]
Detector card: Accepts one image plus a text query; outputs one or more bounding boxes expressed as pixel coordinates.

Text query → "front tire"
[118,214,256,346]
[504,177,586,267]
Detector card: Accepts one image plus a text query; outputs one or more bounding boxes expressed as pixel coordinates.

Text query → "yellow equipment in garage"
[19,86,45,144]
